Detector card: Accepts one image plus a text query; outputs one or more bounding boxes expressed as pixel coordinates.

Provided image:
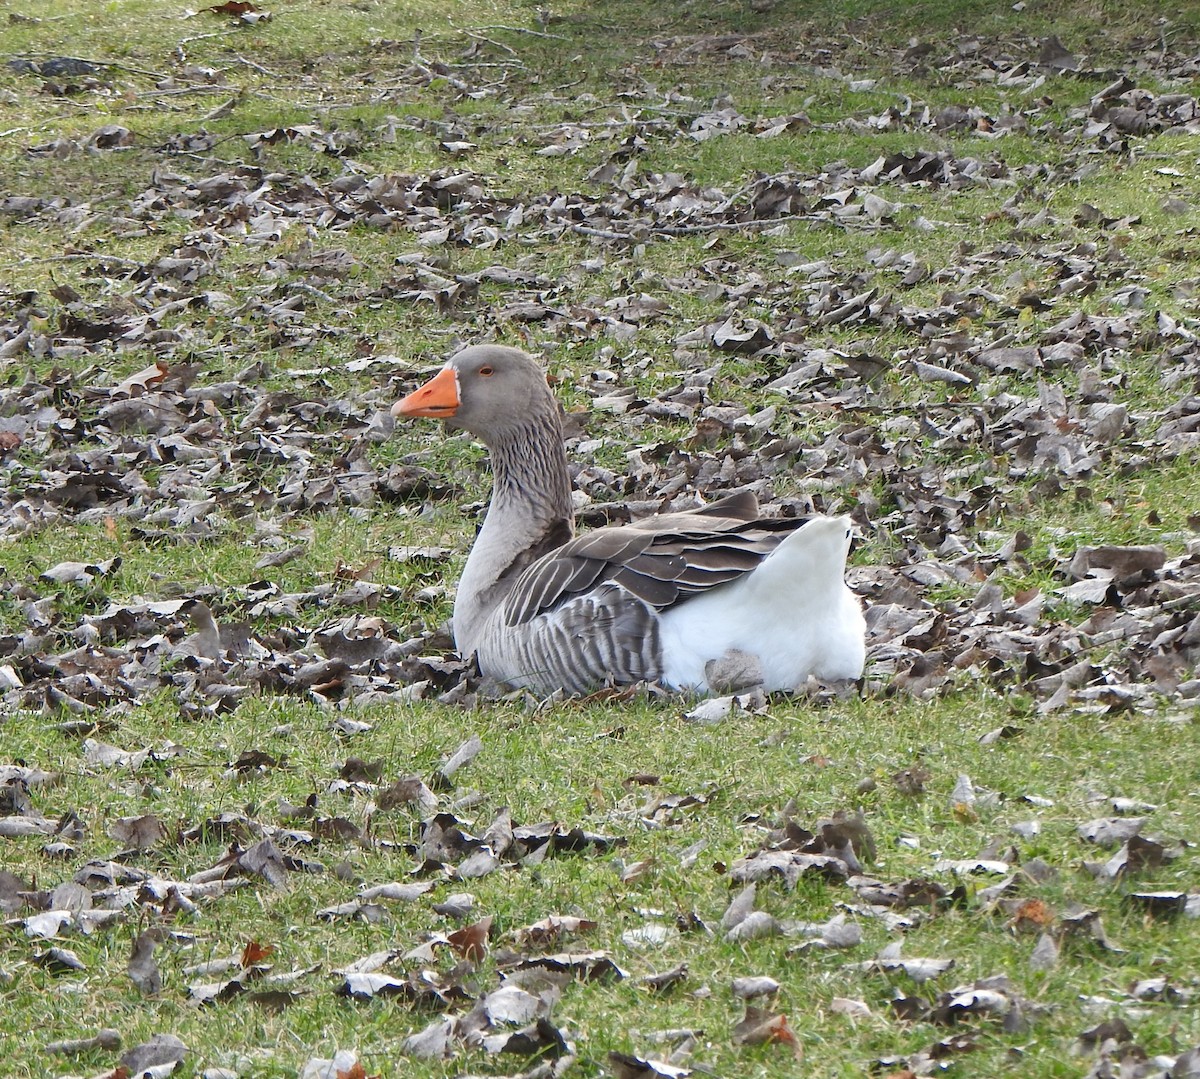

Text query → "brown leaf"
[119,1034,187,1074]
[619,857,656,883]
[338,1064,379,1079]
[514,914,598,945]
[1066,544,1165,582]
[447,915,492,961]
[1079,1018,1133,1051]
[339,757,383,782]
[236,838,293,890]
[478,1016,570,1057]
[732,1005,800,1052]
[732,975,780,999]
[892,765,931,796]
[511,950,627,982]
[1029,932,1059,971]
[1009,898,1054,931]
[241,940,275,967]
[1123,891,1188,919]
[1090,834,1178,880]
[379,775,438,812]
[112,359,168,398]
[333,557,382,582]
[608,1052,693,1078]
[108,814,166,850]
[127,931,162,995]
[640,962,688,992]
[232,749,281,775]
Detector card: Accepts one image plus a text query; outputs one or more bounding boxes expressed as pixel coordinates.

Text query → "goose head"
[392,345,554,445]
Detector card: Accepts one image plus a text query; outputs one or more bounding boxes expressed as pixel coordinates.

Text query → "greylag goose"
[392,345,865,695]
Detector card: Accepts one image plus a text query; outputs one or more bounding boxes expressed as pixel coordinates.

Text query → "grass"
[6,694,1198,1076]
[3,0,1200,1076]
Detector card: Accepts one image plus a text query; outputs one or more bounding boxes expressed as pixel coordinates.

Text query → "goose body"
[393,345,865,696]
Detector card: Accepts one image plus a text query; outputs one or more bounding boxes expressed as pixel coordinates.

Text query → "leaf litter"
[3,5,1200,1078]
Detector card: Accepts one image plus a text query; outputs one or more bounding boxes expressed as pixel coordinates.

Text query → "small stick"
[463,24,567,40]
[650,215,816,235]
[45,1029,122,1055]
[177,28,241,46]
[462,31,518,57]
[9,53,168,80]
[232,53,279,77]
[3,253,146,269]
[569,215,815,240]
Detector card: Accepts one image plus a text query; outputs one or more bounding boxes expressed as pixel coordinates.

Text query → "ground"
[1,1,1199,1077]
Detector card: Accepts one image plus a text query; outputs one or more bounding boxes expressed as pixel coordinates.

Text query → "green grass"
[5,695,1199,1075]
[3,0,1200,1076]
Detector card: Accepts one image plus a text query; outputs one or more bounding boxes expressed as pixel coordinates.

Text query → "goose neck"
[486,413,573,525]
[453,411,574,655]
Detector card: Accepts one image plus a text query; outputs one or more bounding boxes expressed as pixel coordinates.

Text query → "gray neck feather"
[453,407,574,655]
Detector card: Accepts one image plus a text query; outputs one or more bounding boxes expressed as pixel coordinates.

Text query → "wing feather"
[502,507,815,626]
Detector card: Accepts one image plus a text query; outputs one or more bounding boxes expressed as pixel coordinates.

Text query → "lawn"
[1,1,1199,1077]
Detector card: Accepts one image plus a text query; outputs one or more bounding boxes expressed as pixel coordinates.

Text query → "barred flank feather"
[482,585,662,694]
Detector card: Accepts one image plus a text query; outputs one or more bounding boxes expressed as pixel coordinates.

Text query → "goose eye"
[478,366,494,377]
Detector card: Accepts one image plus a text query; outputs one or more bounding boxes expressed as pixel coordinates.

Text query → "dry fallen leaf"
[127,930,163,995]
[241,940,275,967]
[448,915,493,962]
[732,1005,800,1056]
[111,359,169,398]
[608,1051,693,1078]
[514,914,598,945]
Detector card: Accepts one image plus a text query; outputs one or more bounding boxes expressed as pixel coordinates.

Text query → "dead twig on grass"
[176,29,242,49]
[462,32,519,57]
[9,54,168,80]
[3,253,146,270]
[570,215,815,241]
[231,54,281,78]
[463,24,568,40]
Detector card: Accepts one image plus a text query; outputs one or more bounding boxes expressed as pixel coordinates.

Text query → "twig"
[151,150,241,166]
[439,61,522,70]
[231,54,280,77]
[176,28,242,47]
[569,215,815,241]
[154,132,246,155]
[710,182,755,215]
[652,215,816,235]
[10,53,168,80]
[3,253,146,269]
[130,85,239,100]
[462,31,518,57]
[569,224,632,241]
[585,102,692,119]
[288,282,339,304]
[464,24,567,39]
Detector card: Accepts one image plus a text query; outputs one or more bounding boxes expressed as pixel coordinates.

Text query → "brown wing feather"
[502,507,814,626]
[691,489,759,519]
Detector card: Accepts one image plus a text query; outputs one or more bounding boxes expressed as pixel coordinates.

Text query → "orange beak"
[392,366,459,418]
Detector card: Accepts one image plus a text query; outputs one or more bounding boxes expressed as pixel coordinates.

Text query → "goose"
[391,345,865,696]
